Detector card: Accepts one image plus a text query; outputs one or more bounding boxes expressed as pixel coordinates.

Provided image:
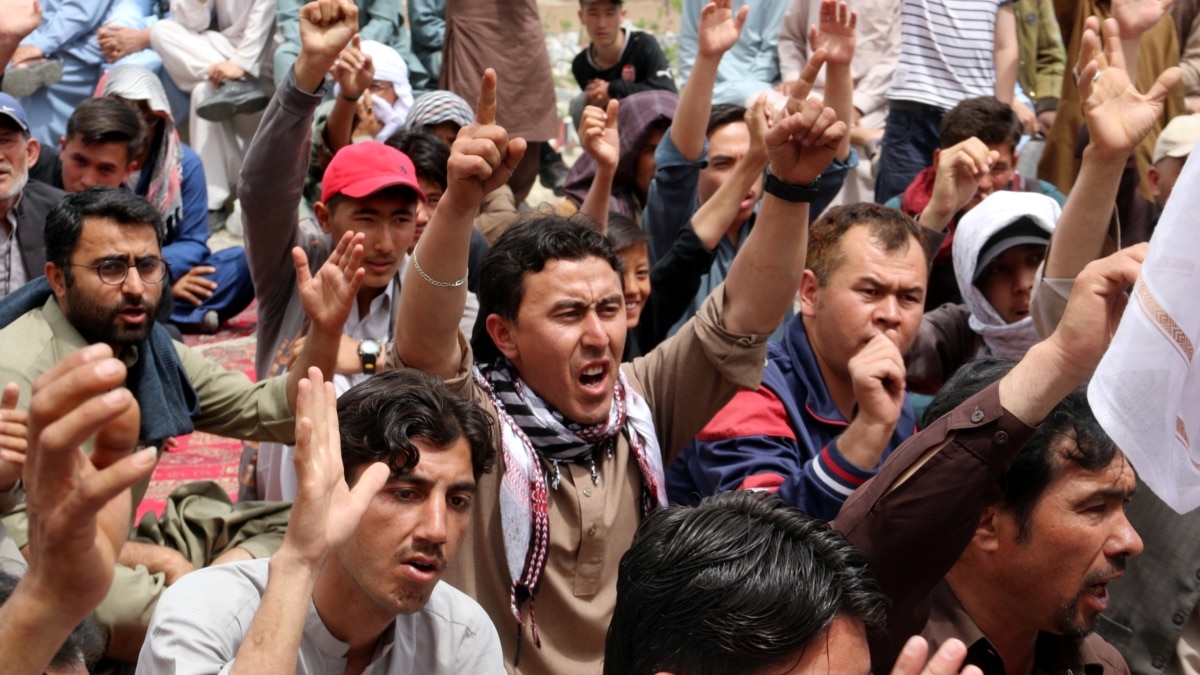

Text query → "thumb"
[1147,66,1183,102]
[605,98,619,130]
[348,462,390,514]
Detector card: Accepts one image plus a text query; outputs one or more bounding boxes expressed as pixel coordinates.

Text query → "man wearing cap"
[0,92,64,300]
[666,203,927,521]
[237,0,424,501]
[1148,113,1200,210]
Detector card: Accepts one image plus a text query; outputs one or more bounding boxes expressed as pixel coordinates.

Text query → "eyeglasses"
[67,257,169,285]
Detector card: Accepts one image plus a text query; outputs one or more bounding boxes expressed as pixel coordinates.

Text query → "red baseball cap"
[321,140,426,204]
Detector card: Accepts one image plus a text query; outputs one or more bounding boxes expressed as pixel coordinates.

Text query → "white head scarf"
[332,40,413,141]
[953,191,1059,359]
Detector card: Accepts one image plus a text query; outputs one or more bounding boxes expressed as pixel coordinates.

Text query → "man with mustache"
[0,92,64,300]
[0,185,365,664]
[138,368,505,674]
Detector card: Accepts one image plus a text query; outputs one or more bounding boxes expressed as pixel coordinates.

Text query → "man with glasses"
[0,185,364,665]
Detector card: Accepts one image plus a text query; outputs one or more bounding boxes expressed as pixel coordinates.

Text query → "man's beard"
[63,281,159,347]
[1053,557,1127,639]
[0,161,28,202]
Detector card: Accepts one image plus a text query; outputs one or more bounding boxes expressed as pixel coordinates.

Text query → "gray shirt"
[136,558,505,674]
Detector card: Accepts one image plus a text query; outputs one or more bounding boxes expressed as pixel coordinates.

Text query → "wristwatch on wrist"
[762,166,822,203]
[358,338,382,374]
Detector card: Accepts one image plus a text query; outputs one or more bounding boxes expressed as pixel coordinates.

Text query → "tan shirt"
[394,284,770,675]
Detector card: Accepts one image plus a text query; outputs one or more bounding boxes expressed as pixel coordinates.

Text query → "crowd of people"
[0,0,1197,673]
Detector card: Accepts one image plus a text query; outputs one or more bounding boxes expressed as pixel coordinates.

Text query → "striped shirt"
[888,0,1011,110]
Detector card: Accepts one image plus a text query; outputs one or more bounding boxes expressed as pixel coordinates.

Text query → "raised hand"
[807,0,857,68]
[1077,16,1181,161]
[764,50,846,185]
[890,637,983,675]
[279,368,389,569]
[0,0,41,46]
[446,69,527,209]
[22,344,157,626]
[1111,0,1176,39]
[580,99,620,171]
[0,383,26,489]
[333,34,374,100]
[922,137,1000,228]
[295,230,365,335]
[298,0,359,63]
[697,0,748,60]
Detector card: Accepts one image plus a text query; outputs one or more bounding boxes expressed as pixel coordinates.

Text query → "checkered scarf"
[472,358,666,655]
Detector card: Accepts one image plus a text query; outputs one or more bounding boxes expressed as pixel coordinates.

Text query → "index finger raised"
[789,48,827,108]
[475,68,498,126]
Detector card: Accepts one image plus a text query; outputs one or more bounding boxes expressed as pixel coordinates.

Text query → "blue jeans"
[874,101,944,204]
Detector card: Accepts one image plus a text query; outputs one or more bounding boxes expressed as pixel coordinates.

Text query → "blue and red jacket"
[666,317,918,520]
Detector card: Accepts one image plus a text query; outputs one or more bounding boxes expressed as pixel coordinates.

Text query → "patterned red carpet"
[136,301,259,520]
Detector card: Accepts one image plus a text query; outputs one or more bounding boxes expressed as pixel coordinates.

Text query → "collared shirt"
[924,582,1130,675]
[137,558,506,674]
[335,276,398,395]
[1,194,28,297]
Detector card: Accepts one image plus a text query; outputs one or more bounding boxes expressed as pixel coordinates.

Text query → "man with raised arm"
[138,367,504,674]
[388,1,845,669]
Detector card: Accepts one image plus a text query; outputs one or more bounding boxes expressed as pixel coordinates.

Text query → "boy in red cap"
[237,0,426,501]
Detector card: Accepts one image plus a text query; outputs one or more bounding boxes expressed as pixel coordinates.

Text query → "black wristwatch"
[357,339,382,374]
[762,166,822,203]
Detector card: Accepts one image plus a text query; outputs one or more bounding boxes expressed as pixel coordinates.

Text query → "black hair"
[384,129,450,190]
[0,570,104,669]
[604,491,886,675]
[922,357,1120,538]
[605,212,648,253]
[939,96,1022,151]
[706,104,747,138]
[65,97,145,161]
[471,215,623,362]
[337,368,496,481]
[44,186,164,274]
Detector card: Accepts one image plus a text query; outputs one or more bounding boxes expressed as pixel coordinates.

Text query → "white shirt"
[136,558,505,675]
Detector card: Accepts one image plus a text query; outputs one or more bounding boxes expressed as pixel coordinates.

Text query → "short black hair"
[472,215,623,362]
[939,96,1022,152]
[604,491,886,675]
[922,357,1120,538]
[384,129,450,191]
[65,97,145,162]
[706,104,747,138]
[337,368,496,481]
[44,186,164,273]
[0,571,103,669]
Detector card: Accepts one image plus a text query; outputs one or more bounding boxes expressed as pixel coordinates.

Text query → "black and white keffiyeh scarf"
[472,358,666,653]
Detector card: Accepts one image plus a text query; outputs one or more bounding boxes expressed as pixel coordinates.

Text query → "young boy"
[570,0,677,130]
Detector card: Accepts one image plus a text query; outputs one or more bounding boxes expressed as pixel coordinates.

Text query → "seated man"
[149,0,275,230]
[0,185,361,663]
[570,0,676,131]
[236,2,425,501]
[388,1,847,668]
[667,203,925,520]
[605,490,978,675]
[96,0,191,124]
[886,95,1065,308]
[138,368,504,673]
[0,93,63,299]
[30,91,254,333]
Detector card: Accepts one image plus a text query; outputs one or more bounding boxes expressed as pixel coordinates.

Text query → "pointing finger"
[475,68,498,126]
